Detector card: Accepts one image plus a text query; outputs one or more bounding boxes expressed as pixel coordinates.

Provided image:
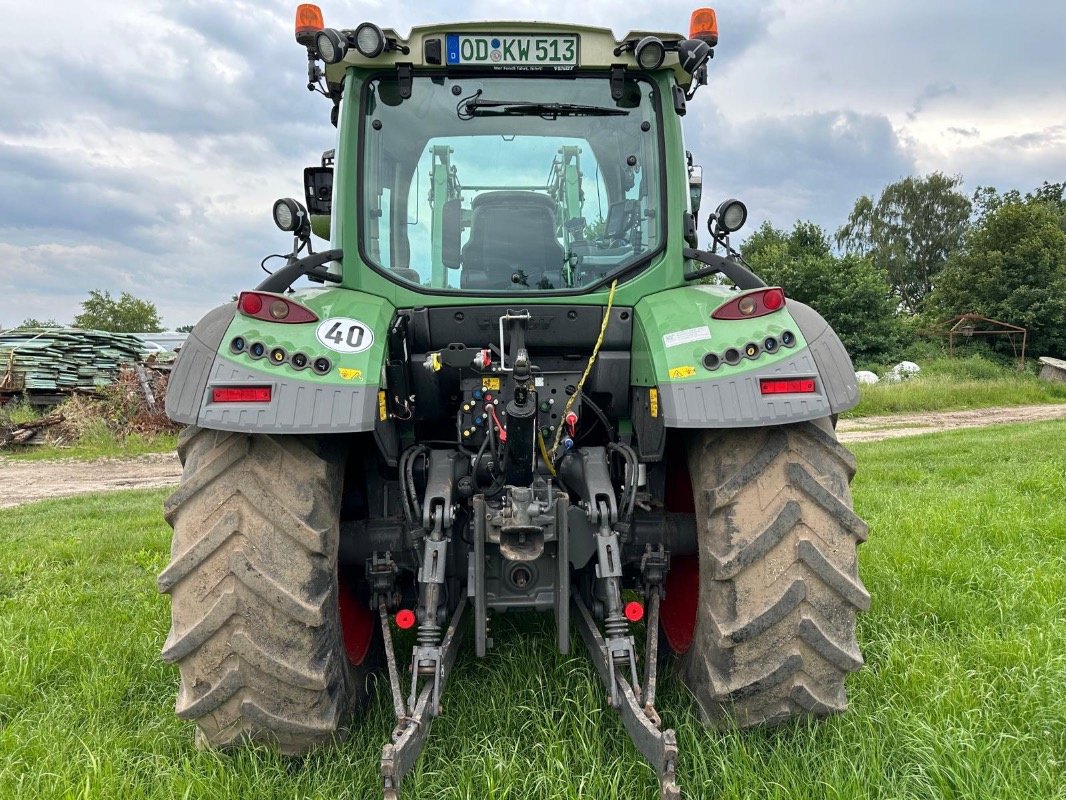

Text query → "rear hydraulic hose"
[549,279,617,461]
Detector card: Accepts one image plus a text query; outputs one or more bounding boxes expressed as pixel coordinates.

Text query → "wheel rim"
[338,574,376,666]
[660,434,699,654]
[660,555,698,653]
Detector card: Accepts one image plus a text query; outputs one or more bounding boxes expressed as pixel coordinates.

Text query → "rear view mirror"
[688,164,703,215]
[441,199,462,268]
[303,167,333,215]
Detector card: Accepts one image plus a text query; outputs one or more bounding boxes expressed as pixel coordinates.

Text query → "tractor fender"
[785,300,860,416]
[165,302,236,425]
[632,288,858,429]
[165,289,393,434]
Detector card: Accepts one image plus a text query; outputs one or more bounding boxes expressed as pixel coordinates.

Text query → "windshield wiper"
[459,96,629,120]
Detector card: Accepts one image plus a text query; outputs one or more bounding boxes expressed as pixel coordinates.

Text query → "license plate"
[445,34,578,68]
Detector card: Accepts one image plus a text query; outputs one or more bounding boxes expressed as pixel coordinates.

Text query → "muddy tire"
[679,420,869,728]
[158,427,375,754]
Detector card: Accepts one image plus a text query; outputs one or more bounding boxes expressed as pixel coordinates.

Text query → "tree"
[72,290,163,333]
[19,318,60,328]
[973,181,1066,224]
[174,324,196,333]
[743,221,903,363]
[837,173,971,313]
[927,193,1066,358]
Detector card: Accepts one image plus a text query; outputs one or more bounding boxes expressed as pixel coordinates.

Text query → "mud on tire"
[158,426,374,754]
[680,420,869,728]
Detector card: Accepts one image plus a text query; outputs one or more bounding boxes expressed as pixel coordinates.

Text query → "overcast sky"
[1,0,1063,330]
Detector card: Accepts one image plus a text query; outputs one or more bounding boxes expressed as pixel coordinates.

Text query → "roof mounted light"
[294,4,324,46]
[315,27,348,64]
[354,22,385,58]
[715,198,747,233]
[634,36,666,70]
[273,197,310,237]
[690,8,719,46]
[677,38,712,75]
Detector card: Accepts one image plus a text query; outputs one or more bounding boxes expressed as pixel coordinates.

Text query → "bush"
[95,368,177,437]
[0,399,41,427]
[927,197,1066,358]
[918,355,1017,381]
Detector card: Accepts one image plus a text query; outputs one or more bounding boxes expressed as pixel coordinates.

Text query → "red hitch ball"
[624,601,645,622]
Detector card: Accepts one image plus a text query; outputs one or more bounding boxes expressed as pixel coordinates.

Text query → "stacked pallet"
[0,328,151,395]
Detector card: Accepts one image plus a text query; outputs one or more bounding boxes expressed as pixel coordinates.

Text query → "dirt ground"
[2,404,1065,510]
[834,403,1066,443]
[0,452,182,510]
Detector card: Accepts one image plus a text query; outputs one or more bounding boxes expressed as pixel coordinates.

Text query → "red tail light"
[237,292,318,323]
[211,386,273,403]
[711,288,786,320]
[759,378,816,395]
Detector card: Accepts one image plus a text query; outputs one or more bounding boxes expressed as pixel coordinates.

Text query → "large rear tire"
[158,427,378,754]
[679,420,869,727]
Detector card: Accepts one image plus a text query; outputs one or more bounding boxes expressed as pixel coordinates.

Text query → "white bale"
[855,370,880,385]
[884,361,921,382]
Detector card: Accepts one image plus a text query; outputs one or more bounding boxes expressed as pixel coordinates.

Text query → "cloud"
[0,0,1064,329]
[914,124,1066,198]
[907,81,958,121]
[686,105,914,238]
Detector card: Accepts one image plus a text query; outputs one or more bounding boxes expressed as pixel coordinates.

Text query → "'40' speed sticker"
[315,317,375,354]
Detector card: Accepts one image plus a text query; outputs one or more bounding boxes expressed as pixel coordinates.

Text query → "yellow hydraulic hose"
[548,279,617,462]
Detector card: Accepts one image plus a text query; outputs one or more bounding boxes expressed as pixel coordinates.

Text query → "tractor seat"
[460,191,564,289]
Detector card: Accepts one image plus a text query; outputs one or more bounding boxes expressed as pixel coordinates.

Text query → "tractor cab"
[280,11,718,301]
[361,72,663,292]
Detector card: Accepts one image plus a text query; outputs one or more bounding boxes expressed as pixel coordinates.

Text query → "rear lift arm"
[379,449,467,799]
[573,593,679,799]
[380,598,467,800]
[562,445,681,798]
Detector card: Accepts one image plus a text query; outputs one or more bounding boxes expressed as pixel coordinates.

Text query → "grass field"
[846,356,1066,417]
[0,428,177,462]
[0,422,1064,799]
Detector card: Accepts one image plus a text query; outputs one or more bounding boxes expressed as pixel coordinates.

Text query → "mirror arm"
[257,249,343,293]
[682,247,766,289]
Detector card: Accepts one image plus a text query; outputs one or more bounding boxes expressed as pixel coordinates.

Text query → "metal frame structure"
[939,314,1028,371]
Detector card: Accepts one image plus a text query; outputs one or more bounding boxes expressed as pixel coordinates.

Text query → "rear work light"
[759,378,816,395]
[237,292,318,323]
[711,287,786,320]
[212,386,273,403]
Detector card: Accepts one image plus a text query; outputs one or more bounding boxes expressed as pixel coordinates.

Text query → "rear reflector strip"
[211,386,272,403]
[759,378,816,395]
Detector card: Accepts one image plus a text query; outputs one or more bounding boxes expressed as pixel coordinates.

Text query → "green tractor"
[159,6,868,798]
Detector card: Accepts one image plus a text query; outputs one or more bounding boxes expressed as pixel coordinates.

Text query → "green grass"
[1,424,177,462]
[0,401,40,426]
[1,423,1064,799]
[848,356,1066,417]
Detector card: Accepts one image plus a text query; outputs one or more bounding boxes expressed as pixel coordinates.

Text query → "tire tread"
[159,426,359,754]
[680,421,868,728]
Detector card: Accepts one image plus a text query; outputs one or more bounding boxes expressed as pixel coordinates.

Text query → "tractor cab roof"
[320,19,703,88]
